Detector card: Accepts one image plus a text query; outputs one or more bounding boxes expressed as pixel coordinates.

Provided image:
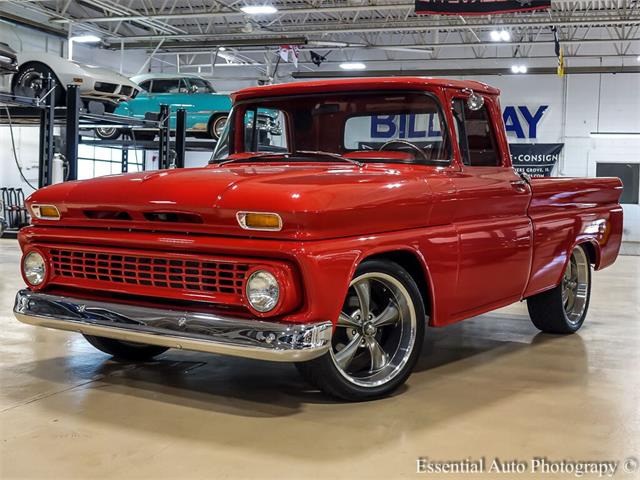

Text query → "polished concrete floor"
[1,238,638,479]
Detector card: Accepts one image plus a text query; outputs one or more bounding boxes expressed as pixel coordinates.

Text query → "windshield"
[211,91,451,164]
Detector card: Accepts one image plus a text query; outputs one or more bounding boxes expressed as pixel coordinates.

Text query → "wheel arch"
[13,61,65,91]
[207,111,229,130]
[554,238,600,290]
[578,239,601,268]
[356,248,435,325]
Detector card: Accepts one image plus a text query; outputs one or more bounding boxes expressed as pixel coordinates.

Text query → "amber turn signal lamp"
[31,204,61,220]
[237,212,282,231]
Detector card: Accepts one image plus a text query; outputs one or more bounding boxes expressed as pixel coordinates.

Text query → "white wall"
[478,73,640,242]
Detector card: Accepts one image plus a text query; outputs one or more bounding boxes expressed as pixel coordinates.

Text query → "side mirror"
[462,88,484,111]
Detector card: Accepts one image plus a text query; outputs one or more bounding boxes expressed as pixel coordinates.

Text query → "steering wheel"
[378,139,429,161]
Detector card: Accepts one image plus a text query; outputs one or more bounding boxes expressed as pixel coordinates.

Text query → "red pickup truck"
[14,78,623,401]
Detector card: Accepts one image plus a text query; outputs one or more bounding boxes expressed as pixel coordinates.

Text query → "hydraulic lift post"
[37,75,55,188]
[175,108,186,168]
[65,84,80,181]
[158,104,170,169]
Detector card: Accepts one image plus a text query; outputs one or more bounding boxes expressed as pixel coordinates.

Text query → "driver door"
[448,92,533,318]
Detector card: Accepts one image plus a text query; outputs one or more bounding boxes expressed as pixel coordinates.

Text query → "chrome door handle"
[510,180,529,192]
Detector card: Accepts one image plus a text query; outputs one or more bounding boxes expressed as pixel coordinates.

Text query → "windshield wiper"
[213,151,364,167]
[214,153,289,166]
[293,150,364,167]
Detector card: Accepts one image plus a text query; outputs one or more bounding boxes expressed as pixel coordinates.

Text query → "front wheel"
[83,335,169,361]
[12,62,65,106]
[527,244,592,334]
[296,259,425,401]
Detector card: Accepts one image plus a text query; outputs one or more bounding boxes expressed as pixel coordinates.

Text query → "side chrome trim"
[14,290,332,362]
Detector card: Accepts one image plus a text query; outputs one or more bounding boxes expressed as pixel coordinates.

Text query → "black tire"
[12,62,65,106]
[132,130,156,141]
[83,334,169,361]
[527,245,592,334]
[296,259,426,401]
[95,127,122,140]
[208,114,228,140]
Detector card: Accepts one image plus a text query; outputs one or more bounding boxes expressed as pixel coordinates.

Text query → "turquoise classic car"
[95,74,231,141]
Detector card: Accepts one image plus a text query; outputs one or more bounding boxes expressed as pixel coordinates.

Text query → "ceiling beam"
[51,3,416,23]
[0,10,67,37]
[104,16,640,44]
[105,37,309,50]
[292,65,640,78]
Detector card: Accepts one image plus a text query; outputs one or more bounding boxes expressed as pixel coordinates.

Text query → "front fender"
[287,225,457,327]
[113,101,132,116]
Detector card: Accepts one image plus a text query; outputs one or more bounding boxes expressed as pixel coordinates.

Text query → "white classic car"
[0,42,18,75]
[11,52,140,111]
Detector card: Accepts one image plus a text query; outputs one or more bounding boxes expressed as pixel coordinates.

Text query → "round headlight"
[23,251,47,286]
[246,270,280,313]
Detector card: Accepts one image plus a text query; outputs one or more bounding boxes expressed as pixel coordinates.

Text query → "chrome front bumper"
[13,290,332,362]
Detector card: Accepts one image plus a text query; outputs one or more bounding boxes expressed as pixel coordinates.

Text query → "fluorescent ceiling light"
[339,62,366,70]
[218,46,226,51]
[490,30,510,42]
[511,64,527,74]
[590,132,640,138]
[70,34,101,43]
[240,5,278,14]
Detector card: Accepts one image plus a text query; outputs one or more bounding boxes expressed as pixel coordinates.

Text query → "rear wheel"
[527,245,592,334]
[12,62,65,106]
[208,114,228,140]
[296,259,425,401]
[95,127,121,140]
[83,335,168,361]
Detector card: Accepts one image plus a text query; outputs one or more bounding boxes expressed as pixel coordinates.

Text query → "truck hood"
[27,163,444,240]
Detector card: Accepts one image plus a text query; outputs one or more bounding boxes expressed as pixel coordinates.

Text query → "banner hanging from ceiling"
[509,143,563,177]
[415,0,551,16]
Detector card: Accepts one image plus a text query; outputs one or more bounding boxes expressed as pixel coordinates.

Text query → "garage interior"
[1,1,639,479]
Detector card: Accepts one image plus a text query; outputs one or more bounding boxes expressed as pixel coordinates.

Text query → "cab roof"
[232,77,499,102]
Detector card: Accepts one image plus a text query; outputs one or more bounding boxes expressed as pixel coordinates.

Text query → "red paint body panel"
[231,77,500,102]
[20,78,624,328]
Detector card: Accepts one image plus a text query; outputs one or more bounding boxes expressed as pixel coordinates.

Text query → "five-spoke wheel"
[296,259,425,401]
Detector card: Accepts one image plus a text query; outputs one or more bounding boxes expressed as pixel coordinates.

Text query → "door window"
[452,99,501,167]
[188,78,215,93]
[150,79,182,94]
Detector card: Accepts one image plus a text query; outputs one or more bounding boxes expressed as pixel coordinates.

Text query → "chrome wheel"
[212,115,228,139]
[561,247,590,324]
[95,127,119,140]
[330,272,417,387]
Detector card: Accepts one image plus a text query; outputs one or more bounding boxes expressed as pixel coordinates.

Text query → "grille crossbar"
[49,248,250,299]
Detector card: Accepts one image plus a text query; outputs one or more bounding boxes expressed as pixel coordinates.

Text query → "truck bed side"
[524,177,623,298]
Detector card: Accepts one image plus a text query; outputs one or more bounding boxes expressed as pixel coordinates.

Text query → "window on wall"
[596,163,639,204]
[78,145,144,180]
